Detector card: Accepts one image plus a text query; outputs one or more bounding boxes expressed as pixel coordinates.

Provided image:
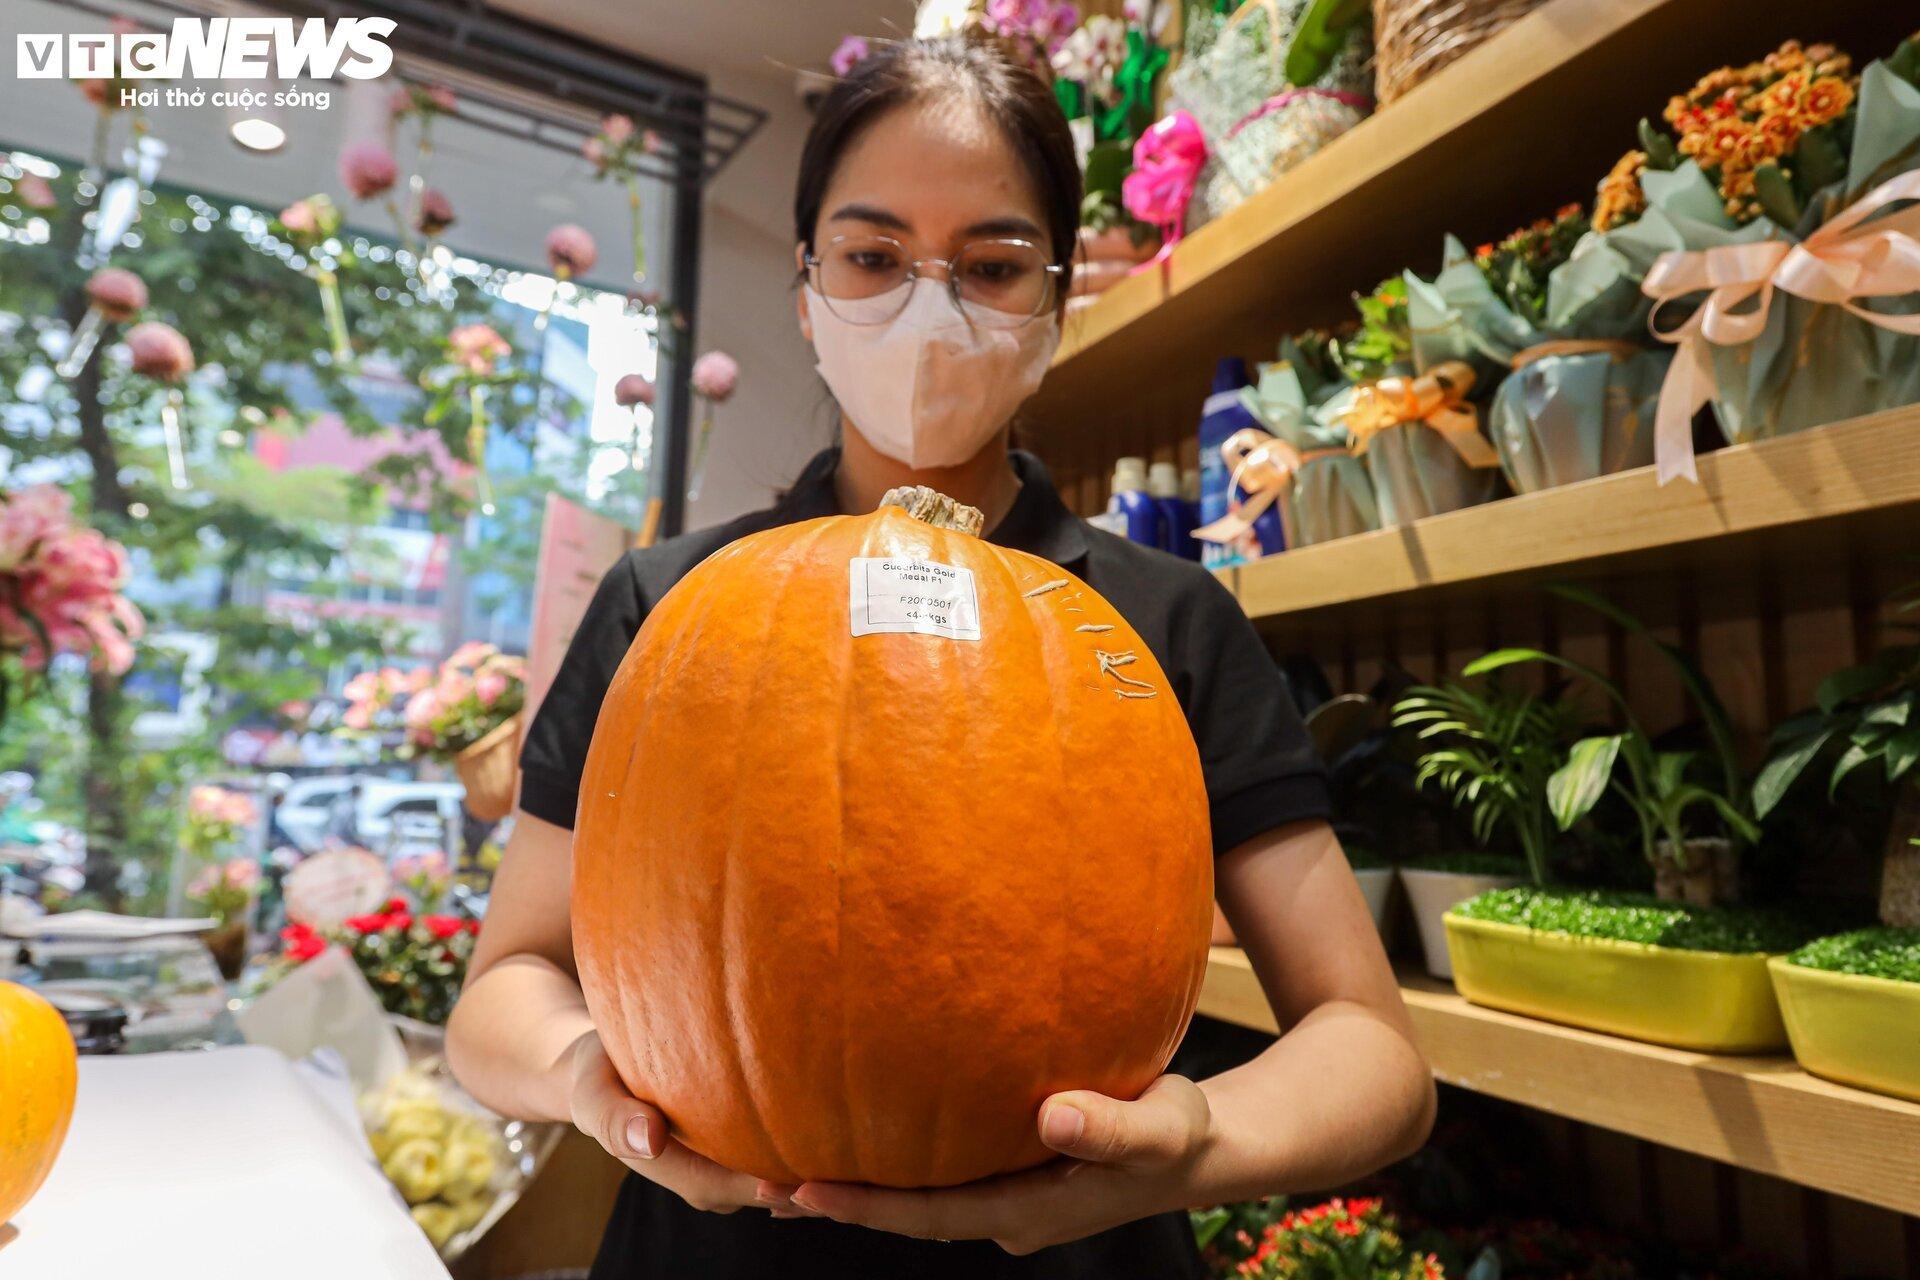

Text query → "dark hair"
[794,35,1082,269]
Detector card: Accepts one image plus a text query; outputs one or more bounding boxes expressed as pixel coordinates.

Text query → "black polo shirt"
[520,448,1329,1280]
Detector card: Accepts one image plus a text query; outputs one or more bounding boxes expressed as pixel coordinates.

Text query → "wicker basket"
[1373,0,1547,104]
[455,713,521,822]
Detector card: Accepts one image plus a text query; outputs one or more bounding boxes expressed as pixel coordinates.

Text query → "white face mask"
[804,281,1060,469]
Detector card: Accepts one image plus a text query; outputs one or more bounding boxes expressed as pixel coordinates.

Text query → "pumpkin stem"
[878,486,984,537]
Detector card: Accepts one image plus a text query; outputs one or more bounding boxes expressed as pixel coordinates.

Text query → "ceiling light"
[230,115,287,152]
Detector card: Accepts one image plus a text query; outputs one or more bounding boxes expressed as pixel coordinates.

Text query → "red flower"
[278,922,325,962]
[386,911,414,932]
[1334,1217,1363,1237]
[382,897,409,914]
[464,919,481,935]
[1345,1196,1380,1217]
[423,914,464,940]
[344,912,391,933]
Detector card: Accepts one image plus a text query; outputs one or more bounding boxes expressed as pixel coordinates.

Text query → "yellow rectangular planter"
[1770,958,1920,1103]
[1444,913,1787,1053]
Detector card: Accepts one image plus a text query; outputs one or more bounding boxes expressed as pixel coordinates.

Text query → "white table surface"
[3,1046,450,1280]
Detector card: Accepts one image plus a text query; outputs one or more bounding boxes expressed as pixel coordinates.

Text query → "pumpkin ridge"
[583,542,739,1130]
[1005,549,1080,1176]
[718,515,842,1182]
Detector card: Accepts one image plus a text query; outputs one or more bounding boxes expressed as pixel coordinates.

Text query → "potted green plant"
[1769,928,1920,1102]
[1439,589,1799,1051]
[1391,676,1574,979]
[1756,584,1920,1098]
[1446,887,1811,1052]
[1752,583,1920,927]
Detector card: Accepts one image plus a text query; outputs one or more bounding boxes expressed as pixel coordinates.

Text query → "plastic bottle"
[1099,456,1162,547]
[1149,461,1197,560]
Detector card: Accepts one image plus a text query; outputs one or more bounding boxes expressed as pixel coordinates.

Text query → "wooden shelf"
[1198,947,1920,1218]
[1215,406,1920,635]
[1030,0,1914,462]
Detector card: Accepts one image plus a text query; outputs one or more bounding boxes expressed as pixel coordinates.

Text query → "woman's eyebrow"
[827,202,909,231]
[962,215,1044,239]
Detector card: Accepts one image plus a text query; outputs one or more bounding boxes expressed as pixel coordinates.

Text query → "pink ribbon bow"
[1643,167,1920,484]
[1122,110,1208,274]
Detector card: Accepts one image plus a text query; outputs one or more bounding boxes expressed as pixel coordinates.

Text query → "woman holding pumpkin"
[447,33,1433,1279]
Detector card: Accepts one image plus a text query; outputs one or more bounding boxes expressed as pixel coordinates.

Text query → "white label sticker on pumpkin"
[848,557,982,641]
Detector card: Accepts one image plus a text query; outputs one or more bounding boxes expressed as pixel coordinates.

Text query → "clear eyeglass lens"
[813,236,1053,327]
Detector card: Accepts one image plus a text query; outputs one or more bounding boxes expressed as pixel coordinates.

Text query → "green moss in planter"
[1453,887,1821,954]
[1403,851,1525,877]
[1788,928,1920,983]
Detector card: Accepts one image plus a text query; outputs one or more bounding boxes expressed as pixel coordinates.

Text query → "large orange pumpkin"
[1,981,77,1224]
[574,487,1213,1188]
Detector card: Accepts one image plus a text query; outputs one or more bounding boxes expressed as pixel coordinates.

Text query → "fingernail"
[1041,1103,1084,1147]
[789,1188,823,1213]
[625,1115,656,1158]
[755,1181,796,1206]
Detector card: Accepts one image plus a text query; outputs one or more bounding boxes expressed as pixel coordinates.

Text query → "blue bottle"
[1149,462,1197,560]
[1106,456,1162,547]
[1198,357,1285,567]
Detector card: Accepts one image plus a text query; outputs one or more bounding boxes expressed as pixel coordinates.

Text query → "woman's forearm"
[445,953,595,1122]
[1189,1000,1436,1205]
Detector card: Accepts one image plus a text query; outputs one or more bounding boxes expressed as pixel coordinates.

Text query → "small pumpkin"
[1,981,78,1224]
[574,487,1213,1188]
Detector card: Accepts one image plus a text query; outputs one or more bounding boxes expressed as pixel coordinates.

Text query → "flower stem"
[315,268,352,363]
[468,385,494,516]
[626,174,647,284]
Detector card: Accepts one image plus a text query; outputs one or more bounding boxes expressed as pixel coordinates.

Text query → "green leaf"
[1753,728,1836,817]
[1546,584,1741,798]
[1817,661,1892,714]
[1794,126,1848,195]
[1752,162,1802,228]
[1638,119,1679,170]
[1549,734,1623,830]
[1829,742,1878,798]
[1190,1207,1231,1250]
[1651,750,1694,796]
[1886,727,1920,783]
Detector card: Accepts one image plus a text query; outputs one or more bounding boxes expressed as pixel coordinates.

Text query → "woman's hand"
[568,1030,769,1215]
[772,1075,1214,1254]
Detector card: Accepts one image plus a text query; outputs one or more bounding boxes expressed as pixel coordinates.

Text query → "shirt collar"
[777,448,1090,568]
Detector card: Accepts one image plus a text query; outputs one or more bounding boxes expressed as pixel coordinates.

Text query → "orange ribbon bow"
[1340,362,1499,469]
[1642,167,1920,485]
[1193,428,1343,545]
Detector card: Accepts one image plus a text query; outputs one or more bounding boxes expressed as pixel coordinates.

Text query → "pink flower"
[15,174,55,210]
[189,785,257,827]
[413,187,455,236]
[0,489,142,674]
[223,859,261,890]
[544,223,598,277]
[448,640,495,670]
[403,685,441,731]
[602,113,635,144]
[690,350,739,402]
[278,199,317,236]
[831,35,871,77]
[337,139,398,200]
[125,321,194,381]
[446,324,510,376]
[426,85,457,113]
[86,267,147,322]
[341,703,372,730]
[581,137,605,167]
[614,373,654,407]
[1123,110,1207,235]
[475,670,508,706]
[641,129,662,155]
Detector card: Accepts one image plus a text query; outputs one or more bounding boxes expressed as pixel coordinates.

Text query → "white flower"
[1052,16,1126,96]
[914,0,975,38]
[1123,0,1171,37]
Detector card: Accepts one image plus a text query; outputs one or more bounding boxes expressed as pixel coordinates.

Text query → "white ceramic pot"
[1353,867,1395,936]
[1398,867,1525,981]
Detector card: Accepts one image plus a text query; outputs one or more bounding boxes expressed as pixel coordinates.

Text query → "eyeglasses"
[803,234,1065,329]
